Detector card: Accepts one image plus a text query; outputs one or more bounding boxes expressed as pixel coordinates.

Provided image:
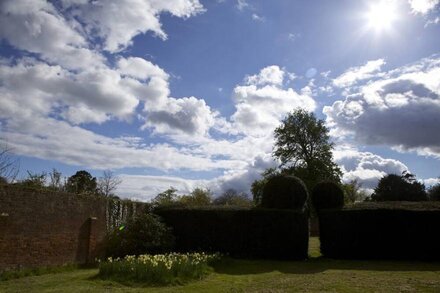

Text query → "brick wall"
[0,185,145,271]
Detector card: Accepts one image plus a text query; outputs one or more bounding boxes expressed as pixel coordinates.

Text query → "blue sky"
[0,0,439,201]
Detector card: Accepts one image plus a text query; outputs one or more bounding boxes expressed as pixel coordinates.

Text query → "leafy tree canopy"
[428,182,440,201]
[213,188,253,207]
[66,170,97,194]
[371,171,427,202]
[179,187,212,207]
[252,109,342,204]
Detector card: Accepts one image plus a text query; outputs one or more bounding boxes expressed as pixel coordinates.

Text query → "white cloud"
[117,57,169,81]
[62,0,205,52]
[333,59,386,88]
[143,96,218,137]
[245,65,285,86]
[252,14,264,22]
[334,146,408,191]
[231,66,316,136]
[117,174,207,201]
[325,55,440,158]
[408,0,439,14]
[237,0,250,11]
[0,0,104,71]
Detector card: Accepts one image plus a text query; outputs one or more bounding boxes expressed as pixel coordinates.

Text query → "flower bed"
[98,252,220,285]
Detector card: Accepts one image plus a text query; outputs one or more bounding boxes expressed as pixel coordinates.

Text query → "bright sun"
[366,0,399,32]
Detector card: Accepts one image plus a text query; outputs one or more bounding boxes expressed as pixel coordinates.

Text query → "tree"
[342,179,367,204]
[152,187,179,206]
[213,189,253,207]
[272,109,342,190]
[98,170,122,197]
[0,142,19,183]
[371,171,427,201]
[428,182,440,201]
[20,171,47,188]
[48,168,63,191]
[66,170,97,194]
[179,187,212,207]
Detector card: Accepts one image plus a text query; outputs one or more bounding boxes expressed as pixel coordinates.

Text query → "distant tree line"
[151,187,253,208]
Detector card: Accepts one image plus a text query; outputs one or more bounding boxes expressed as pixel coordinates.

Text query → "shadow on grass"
[212,256,440,276]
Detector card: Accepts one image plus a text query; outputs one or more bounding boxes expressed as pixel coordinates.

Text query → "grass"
[1,238,440,292]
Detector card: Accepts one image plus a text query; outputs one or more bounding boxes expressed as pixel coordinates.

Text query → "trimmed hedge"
[155,207,309,260]
[318,202,440,260]
[312,181,344,210]
[261,175,308,210]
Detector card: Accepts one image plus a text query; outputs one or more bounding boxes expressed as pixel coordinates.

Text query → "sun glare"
[366,0,399,32]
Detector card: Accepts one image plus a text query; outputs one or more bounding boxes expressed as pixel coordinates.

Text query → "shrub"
[104,213,175,258]
[261,175,308,210]
[312,181,344,210]
[318,202,440,260]
[99,252,220,285]
[428,183,440,201]
[155,207,309,260]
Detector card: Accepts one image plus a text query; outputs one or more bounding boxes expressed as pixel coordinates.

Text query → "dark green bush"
[312,181,344,210]
[155,207,309,260]
[104,213,175,258]
[318,202,440,260]
[371,173,427,201]
[261,175,308,210]
[428,183,440,201]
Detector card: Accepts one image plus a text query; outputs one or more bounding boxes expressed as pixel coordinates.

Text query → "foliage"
[428,183,440,201]
[152,187,179,206]
[0,142,19,182]
[66,170,97,194]
[371,171,427,201]
[318,207,440,260]
[0,264,78,281]
[156,207,309,260]
[312,181,345,210]
[4,248,440,292]
[213,188,253,207]
[104,213,175,258]
[261,175,308,210]
[98,170,122,197]
[48,168,63,191]
[19,171,47,188]
[178,188,212,207]
[251,168,278,205]
[272,109,342,190]
[342,179,367,204]
[98,252,220,285]
[0,176,8,184]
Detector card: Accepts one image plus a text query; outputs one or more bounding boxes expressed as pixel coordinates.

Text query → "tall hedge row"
[318,205,440,260]
[155,207,309,260]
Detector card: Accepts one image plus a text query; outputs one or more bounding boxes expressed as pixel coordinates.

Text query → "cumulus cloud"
[333,59,386,88]
[325,55,440,158]
[408,0,439,14]
[143,97,217,137]
[61,0,205,52]
[334,147,408,191]
[0,0,104,71]
[231,66,316,136]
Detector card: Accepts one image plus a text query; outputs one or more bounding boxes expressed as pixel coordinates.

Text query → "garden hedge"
[318,202,440,260]
[155,207,309,260]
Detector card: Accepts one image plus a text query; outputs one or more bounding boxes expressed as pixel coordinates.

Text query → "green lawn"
[1,238,440,292]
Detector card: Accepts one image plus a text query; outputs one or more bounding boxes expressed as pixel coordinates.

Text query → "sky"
[0,0,439,201]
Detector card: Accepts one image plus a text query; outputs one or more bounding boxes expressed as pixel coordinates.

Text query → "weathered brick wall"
[0,185,145,271]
